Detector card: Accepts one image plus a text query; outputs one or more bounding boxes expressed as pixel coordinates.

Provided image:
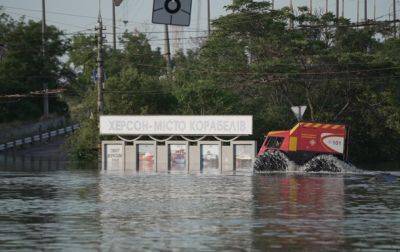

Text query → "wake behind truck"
[254,122,349,172]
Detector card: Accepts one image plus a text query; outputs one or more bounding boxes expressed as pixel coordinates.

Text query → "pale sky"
[0,0,396,52]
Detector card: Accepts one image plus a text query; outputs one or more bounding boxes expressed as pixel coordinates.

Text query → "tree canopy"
[1,2,400,165]
[0,11,69,122]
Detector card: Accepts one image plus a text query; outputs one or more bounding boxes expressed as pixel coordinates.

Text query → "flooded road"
[0,158,399,250]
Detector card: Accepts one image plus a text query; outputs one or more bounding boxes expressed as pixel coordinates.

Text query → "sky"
[0,0,397,52]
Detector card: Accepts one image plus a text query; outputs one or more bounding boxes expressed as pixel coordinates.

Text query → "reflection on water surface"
[0,156,399,250]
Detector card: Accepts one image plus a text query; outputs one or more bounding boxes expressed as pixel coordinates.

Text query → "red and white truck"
[254,122,349,172]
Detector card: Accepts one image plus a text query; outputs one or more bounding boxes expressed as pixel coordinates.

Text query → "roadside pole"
[336,0,339,20]
[289,0,294,29]
[374,0,376,21]
[342,0,344,17]
[164,24,172,72]
[42,0,49,118]
[112,0,123,50]
[207,0,211,35]
[96,13,105,115]
[325,0,328,14]
[112,0,117,50]
[394,0,397,37]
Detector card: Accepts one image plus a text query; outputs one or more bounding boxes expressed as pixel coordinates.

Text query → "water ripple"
[0,170,399,250]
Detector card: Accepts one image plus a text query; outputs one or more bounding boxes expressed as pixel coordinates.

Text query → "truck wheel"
[253,151,289,172]
[304,155,343,173]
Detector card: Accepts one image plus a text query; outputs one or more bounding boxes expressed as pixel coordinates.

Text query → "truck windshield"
[266,137,284,149]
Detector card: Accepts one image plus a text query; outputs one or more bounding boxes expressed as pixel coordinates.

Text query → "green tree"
[0,12,69,122]
[66,32,174,162]
[171,0,400,163]
[67,1,400,165]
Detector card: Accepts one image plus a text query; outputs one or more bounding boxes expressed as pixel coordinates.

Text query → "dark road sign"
[152,0,192,26]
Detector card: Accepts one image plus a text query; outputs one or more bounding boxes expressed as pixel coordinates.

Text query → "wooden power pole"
[326,0,329,14]
[42,0,49,118]
[364,0,368,22]
[164,25,172,72]
[289,0,294,28]
[207,0,211,35]
[394,0,397,37]
[112,0,116,50]
[96,13,105,115]
[336,0,339,19]
[342,0,345,17]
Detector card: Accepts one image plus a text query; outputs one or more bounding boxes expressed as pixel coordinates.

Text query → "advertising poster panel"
[201,145,220,171]
[137,144,156,172]
[105,144,124,171]
[169,144,187,171]
[234,144,253,171]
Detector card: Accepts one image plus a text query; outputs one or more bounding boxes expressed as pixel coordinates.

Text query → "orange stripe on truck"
[290,123,301,135]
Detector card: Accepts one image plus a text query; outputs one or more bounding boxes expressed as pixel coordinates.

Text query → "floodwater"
[0,156,399,251]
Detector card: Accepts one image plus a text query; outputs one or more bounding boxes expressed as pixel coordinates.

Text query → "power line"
[0,88,66,98]
[5,6,400,48]
[4,10,95,30]
[64,29,211,36]
[1,5,148,25]
[4,73,399,100]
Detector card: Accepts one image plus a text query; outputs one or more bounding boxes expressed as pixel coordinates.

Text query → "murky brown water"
[0,155,399,251]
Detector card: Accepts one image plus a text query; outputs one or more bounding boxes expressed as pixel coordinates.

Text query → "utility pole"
[309,0,313,14]
[325,0,328,14]
[96,13,105,115]
[112,0,116,50]
[336,0,339,19]
[289,0,294,29]
[342,0,344,17]
[394,0,397,37]
[164,24,172,72]
[272,0,275,10]
[207,0,211,35]
[42,0,49,118]
[373,0,376,20]
[112,0,123,50]
[357,0,360,24]
[364,0,368,22]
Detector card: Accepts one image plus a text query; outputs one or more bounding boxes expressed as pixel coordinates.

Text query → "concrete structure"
[102,140,256,173]
[101,115,256,173]
[0,124,79,152]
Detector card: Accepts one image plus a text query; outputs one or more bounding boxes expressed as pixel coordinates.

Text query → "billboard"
[100,116,253,136]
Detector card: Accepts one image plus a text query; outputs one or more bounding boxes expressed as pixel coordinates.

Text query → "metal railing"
[0,124,79,152]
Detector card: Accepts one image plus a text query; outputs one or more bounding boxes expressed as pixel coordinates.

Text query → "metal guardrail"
[0,124,79,152]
